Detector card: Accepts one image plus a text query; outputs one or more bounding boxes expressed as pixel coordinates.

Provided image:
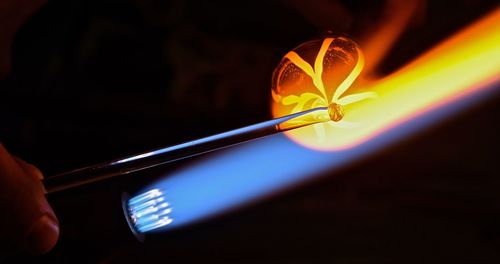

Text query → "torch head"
[122,188,174,241]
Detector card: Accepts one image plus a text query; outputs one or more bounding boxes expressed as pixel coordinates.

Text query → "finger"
[12,156,44,180]
[0,144,59,255]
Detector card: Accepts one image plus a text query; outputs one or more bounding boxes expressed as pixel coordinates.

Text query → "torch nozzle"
[44,106,337,194]
[123,188,173,238]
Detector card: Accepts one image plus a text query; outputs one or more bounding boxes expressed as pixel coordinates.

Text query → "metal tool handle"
[44,107,329,194]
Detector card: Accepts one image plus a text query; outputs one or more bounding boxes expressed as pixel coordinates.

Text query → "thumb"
[0,144,59,255]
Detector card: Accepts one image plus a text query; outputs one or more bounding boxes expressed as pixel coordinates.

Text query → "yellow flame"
[276,8,500,150]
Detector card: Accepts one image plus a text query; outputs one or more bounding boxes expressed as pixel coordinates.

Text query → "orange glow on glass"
[272,8,500,150]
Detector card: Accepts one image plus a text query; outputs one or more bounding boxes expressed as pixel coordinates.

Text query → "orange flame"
[272,8,500,151]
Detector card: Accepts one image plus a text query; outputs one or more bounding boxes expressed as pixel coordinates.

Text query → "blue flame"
[129,82,499,234]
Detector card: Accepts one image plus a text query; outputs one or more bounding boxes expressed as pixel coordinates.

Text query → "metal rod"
[43,107,331,193]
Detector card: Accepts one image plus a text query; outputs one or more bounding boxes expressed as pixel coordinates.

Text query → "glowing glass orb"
[271,37,376,150]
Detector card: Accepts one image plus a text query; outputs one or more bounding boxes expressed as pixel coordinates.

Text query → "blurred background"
[1,0,499,262]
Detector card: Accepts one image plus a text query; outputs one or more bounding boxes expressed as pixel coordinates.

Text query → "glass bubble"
[271,36,376,149]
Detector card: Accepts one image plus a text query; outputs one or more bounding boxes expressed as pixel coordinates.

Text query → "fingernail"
[24,214,59,255]
[32,167,44,180]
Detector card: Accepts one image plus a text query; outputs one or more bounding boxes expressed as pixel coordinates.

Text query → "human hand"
[0,143,59,255]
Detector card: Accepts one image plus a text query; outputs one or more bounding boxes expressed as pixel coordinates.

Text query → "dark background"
[1,0,500,263]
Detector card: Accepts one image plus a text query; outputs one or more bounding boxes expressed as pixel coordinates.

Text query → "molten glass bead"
[328,103,344,122]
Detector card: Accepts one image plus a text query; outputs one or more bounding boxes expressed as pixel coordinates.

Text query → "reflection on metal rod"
[43,106,334,194]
